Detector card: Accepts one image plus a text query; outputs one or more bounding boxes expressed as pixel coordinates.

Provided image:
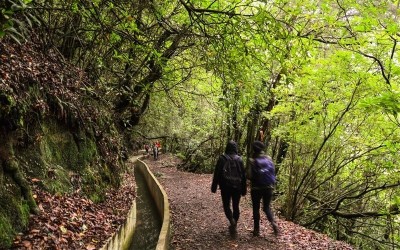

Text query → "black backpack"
[221,154,242,189]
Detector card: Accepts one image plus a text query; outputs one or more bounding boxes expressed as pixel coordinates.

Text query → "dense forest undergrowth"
[1,0,400,249]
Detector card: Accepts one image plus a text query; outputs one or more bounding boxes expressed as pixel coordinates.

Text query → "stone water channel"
[100,156,169,250]
[129,161,166,250]
[129,165,163,250]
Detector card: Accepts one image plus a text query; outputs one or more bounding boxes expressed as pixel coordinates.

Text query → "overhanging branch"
[303,182,400,226]
[331,209,400,219]
[178,0,238,17]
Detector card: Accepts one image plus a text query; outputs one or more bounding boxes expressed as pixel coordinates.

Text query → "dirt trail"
[143,155,355,250]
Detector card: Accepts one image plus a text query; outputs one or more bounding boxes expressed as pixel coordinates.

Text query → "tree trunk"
[0,131,38,214]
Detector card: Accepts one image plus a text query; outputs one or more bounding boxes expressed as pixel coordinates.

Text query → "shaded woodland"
[1,0,400,249]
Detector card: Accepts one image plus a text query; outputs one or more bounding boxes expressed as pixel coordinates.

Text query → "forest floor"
[10,162,138,250]
[10,153,356,250]
[144,154,356,250]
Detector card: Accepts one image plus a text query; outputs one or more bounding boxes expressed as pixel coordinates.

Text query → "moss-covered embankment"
[0,38,126,249]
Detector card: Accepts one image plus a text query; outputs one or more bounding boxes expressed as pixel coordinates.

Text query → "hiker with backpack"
[247,140,279,237]
[211,140,246,235]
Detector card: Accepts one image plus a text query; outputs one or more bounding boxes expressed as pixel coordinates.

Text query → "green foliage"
[139,62,223,172]
[0,0,37,43]
[361,91,400,117]
[268,2,400,245]
[3,0,400,248]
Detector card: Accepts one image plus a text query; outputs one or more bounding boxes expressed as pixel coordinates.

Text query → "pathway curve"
[143,155,355,250]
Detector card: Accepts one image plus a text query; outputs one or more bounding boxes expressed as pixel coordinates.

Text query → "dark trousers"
[251,187,275,230]
[153,148,158,160]
[220,188,241,223]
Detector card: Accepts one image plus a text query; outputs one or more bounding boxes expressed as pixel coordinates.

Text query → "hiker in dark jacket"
[211,140,246,235]
[247,140,279,237]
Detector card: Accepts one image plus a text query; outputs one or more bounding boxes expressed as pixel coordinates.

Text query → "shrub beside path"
[144,155,355,250]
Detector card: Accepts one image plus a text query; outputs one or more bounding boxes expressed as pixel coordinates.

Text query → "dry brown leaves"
[11,170,136,250]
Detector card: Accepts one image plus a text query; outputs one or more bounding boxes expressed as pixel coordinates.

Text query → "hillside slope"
[0,37,126,248]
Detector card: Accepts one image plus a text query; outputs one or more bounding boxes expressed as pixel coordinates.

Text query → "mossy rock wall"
[39,120,98,172]
[0,119,122,249]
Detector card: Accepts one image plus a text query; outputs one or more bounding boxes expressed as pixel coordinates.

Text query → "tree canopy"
[1,0,400,249]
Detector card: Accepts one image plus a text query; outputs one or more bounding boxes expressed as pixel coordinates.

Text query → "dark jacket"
[211,141,247,195]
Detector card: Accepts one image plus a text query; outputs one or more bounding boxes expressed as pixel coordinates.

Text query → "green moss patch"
[0,215,14,249]
[0,191,31,249]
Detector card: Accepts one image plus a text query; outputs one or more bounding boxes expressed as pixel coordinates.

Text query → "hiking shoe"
[252,228,260,237]
[229,225,237,235]
[272,223,279,236]
[229,219,237,235]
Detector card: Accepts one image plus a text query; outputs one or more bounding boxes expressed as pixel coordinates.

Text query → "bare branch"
[178,0,238,17]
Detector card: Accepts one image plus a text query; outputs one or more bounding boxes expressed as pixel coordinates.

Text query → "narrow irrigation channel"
[129,166,163,250]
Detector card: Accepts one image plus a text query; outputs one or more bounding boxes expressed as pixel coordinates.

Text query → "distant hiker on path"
[247,140,279,237]
[211,140,246,235]
[152,142,158,160]
[155,140,161,151]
